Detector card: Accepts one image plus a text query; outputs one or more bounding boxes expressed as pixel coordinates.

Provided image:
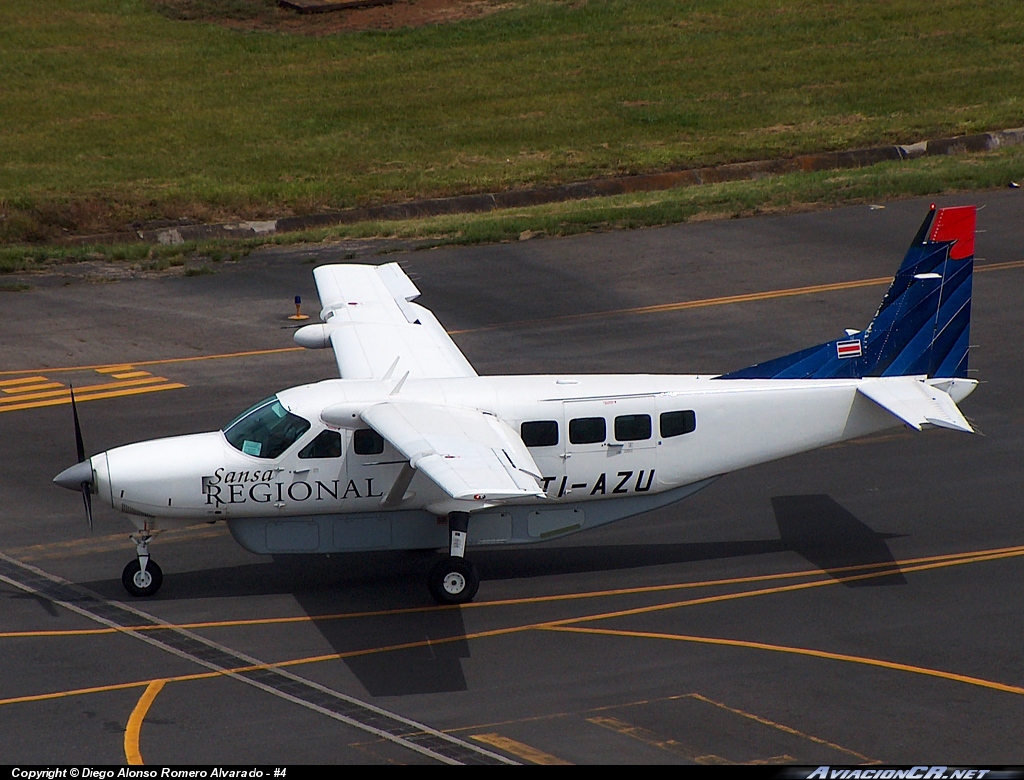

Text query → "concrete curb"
[278,0,395,14]
[70,126,1024,247]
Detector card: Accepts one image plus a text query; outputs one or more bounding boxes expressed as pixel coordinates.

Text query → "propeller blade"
[71,385,86,464]
[69,384,93,531]
[81,483,93,531]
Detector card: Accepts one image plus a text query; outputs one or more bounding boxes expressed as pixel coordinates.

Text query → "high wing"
[324,401,546,502]
[857,376,973,433]
[309,263,477,380]
[310,264,543,505]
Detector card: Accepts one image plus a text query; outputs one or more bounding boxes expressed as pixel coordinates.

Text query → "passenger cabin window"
[353,428,385,455]
[615,414,652,441]
[569,417,606,445]
[223,397,311,459]
[521,420,559,447]
[660,410,697,438]
[298,430,342,459]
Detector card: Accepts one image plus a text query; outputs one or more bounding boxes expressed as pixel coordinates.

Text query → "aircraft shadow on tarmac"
[772,494,908,587]
[75,494,904,696]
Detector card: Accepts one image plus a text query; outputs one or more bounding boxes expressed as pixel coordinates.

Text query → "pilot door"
[274,427,348,514]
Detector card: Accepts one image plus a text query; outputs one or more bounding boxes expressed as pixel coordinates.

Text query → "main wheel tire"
[122,559,163,597]
[428,557,480,605]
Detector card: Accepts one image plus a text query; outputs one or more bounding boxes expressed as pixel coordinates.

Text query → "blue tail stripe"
[921,294,972,377]
[885,267,972,376]
[872,243,949,322]
[869,287,946,371]
[724,342,836,379]
[876,270,971,376]
[776,346,841,379]
[934,325,971,377]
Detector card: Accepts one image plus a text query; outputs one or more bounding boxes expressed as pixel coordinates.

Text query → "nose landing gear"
[122,530,163,597]
[122,558,163,597]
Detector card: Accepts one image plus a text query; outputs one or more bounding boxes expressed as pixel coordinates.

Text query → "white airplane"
[55,205,979,604]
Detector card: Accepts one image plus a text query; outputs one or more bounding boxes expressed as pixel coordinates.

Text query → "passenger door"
[561,399,658,500]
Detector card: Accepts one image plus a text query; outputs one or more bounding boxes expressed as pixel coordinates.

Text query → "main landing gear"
[122,529,163,597]
[428,511,480,605]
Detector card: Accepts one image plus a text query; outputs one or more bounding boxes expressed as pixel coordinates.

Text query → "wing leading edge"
[304,263,477,380]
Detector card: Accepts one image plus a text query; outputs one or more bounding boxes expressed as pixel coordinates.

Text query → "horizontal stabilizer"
[857,377,973,433]
[360,401,547,501]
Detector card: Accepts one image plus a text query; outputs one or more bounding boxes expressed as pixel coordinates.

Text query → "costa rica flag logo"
[836,339,863,359]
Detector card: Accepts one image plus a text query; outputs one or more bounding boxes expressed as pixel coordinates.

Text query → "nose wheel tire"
[122,559,163,597]
[428,557,480,605]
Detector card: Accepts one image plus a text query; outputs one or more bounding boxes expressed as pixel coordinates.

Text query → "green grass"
[282,143,1024,244]
[4,144,1020,275]
[0,237,250,275]
[1,0,1023,241]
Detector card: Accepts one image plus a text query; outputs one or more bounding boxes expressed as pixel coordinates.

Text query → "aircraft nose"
[53,460,93,491]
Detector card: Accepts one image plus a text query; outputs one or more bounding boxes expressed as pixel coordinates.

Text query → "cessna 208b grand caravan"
[55,205,979,604]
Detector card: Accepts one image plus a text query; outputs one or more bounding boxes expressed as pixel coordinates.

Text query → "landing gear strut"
[428,511,479,605]
[122,530,163,597]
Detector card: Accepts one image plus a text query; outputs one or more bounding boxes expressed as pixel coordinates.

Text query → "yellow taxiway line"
[471,733,572,765]
[0,376,50,386]
[547,625,1024,697]
[124,680,165,766]
[2,543,1022,639]
[0,365,187,414]
[0,541,1017,765]
[446,690,875,764]
[448,276,895,335]
[3,543,1023,704]
[0,348,305,377]
[549,546,1024,628]
[117,543,1024,764]
[448,258,1024,335]
[0,375,174,403]
[2,259,1021,382]
[687,692,875,763]
[0,382,186,414]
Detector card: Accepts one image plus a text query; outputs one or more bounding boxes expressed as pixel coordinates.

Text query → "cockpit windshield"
[223,396,311,459]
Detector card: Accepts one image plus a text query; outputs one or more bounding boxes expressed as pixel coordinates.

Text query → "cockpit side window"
[299,430,342,459]
[521,420,559,447]
[223,397,311,459]
[353,428,385,455]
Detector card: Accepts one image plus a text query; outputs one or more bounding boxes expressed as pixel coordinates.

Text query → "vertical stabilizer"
[720,205,975,380]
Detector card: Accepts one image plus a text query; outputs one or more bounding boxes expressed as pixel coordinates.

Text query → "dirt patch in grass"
[153,0,520,34]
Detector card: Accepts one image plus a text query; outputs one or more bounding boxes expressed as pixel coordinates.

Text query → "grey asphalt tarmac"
[1,192,1022,765]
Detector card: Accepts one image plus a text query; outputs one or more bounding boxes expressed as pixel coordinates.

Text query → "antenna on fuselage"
[382,357,400,381]
[390,371,410,395]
